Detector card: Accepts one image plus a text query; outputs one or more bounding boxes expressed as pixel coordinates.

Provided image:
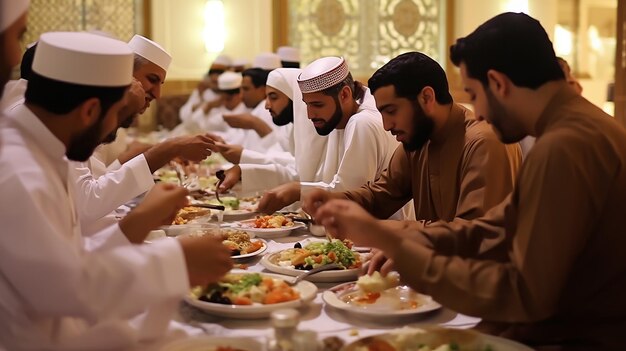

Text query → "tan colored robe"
[345,103,521,225]
[391,87,626,350]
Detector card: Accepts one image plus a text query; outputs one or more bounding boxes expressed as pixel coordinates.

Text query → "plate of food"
[221,229,267,259]
[185,270,317,319]
[193,195,259,221]
[171,206,213,225]
[232,215,305,239]
[260,239,362,282]
[343,326,534,351]
[323,272,441,319]
[159,336,263,351]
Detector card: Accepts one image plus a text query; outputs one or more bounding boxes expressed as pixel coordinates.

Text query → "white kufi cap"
[213,54,233,67]
[253,52,281,70]
[33,32,133,87]
[232,58,249,67]
[267,68,301,100]
[218,71,242,90]
[297,56,348,93]
[277,46,300,63]
[1,0,29,32]
[128,34,171,71]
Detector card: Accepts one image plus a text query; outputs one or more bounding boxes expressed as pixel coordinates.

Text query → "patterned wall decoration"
[22,0,137,48]
[288,0,445,79]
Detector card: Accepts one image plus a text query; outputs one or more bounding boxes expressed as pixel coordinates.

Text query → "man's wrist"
[119,208,152,244]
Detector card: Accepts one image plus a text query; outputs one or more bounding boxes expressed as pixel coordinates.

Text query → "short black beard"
[314,95,343,136]
[101,128,118,144]
[66,115,105,162]
[403,100,435,152]
[272,99,294,126]
[119,113,136,129]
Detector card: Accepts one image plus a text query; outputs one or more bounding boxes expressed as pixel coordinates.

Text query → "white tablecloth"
[173,227,481,346]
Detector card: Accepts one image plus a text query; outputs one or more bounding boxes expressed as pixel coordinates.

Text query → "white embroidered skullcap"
[218,71,242,90]
[253,52,281,70]
[297,56,348,93]
[277,46,300,63]
[1,0,29,32]
[33,32,133,87]
[232,58,249,67]
[128,34,171,71]
[267,68,300,100]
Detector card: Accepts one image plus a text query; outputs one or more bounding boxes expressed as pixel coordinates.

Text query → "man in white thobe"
[176,54,231,133]
[221,53,291,152]
[256,57,403,215]
[69,35,215,240]
[215,68,302,195]
[189,71,248,145]
[0,30,232,350]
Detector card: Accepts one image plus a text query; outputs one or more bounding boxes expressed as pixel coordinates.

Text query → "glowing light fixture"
[504,0,529,13]
[203,0,226,53]
[554,24,573,56]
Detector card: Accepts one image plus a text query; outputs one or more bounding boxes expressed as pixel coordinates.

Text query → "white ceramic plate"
[184,271,318,319]
[216,209,258,221]
[160,223,220,237]
[232,220,306,239]
[231,238,268,259]
[322,281,441,319]
[343,327,534,351]
[160,336,263,351]
[260,251,360,282]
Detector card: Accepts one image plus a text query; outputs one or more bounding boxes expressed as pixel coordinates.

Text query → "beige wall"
[151,0,273,81]
[454,0,557,39]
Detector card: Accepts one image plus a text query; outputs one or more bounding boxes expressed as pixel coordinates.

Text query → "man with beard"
[219,53,291,152]
[213,68,301,195]
[178,54,231,132]
[256,56,401,216]
[69,35,216,239]
[303,52,521,262]
[311,13,626,350]
[0,31,232,350]
[189,71,248,142]
[88,34,215,177]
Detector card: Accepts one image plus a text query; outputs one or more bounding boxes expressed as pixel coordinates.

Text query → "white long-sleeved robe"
[0,105,189,350]
[0,78,27,113]
[178,88,218,128]
[300,87,399,192]
[71,153,154,233]
[237,69,302,195]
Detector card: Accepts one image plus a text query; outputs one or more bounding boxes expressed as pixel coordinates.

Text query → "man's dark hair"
[320,72,365,102]
[242,68,270,88]
[208,68,225,76]
[25,72,127,116]
[368,51,453,104]
[281,61,300,68]
[450,12,564,89]
[20,44,37,81]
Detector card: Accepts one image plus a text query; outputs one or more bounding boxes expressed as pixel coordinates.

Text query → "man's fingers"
[380,259,395,276]
[219,175,238,191]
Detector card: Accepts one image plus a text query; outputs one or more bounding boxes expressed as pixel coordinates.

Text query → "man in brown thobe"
[313,13,626,350]
[303,52,521,232]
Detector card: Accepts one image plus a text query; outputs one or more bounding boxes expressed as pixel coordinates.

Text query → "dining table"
[154,219,482,350]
